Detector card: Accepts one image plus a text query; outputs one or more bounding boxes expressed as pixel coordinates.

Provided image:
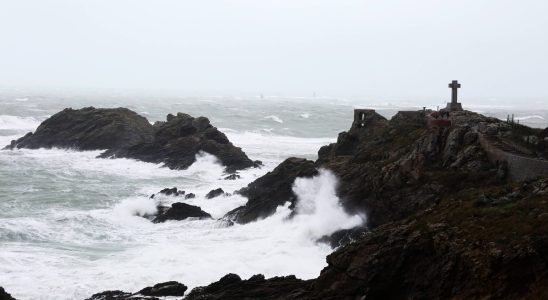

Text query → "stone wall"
[477,133,548,181]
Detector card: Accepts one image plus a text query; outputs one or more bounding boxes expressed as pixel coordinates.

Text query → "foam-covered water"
[0,92,546,299]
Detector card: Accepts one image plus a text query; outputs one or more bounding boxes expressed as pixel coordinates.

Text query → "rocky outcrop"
[152,202,212,223]
[4,107,153,151]
[138,281,187,297]
[224,157,318,224]
[317,110,497,228]
[176,179,548,300]
[0,287,15,300]
[185,273,309,300]
[86,281,187,300]
[101,112,258,172]
[206,188,226,199]
[158,187,185,196]
[310,179,548,300]
[5,108,257,172]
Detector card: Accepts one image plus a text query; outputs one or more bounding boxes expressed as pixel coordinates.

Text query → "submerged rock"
[5,107,153,151]
[185,193,196,199]
[152,202,212,223]
[224,174,241,180]
[224,157,318,224]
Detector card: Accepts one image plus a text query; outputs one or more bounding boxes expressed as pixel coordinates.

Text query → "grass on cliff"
[414,184,548,246]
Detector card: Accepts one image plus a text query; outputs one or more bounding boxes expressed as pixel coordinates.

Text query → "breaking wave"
[264,115,284,123]
[0,115,41,130]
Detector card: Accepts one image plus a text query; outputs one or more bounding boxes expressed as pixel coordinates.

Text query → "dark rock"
[5,107,256,172]
[138,281,187,297]
[185,193,196,199]
[0,287,15,300]
[4,107,153,151]
[185,274,308,300]
[85,290,154,300]
[159,187,185,196]
[206,188,225,199]
[152,202,212,223]
[224,174,241,180]
[315,111,498,228]
[224,157,318,224]
[317,226,368,248]
[100,112,255,172]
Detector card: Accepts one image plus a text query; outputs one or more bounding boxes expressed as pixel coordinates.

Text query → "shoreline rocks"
[224,157,318,224]
[205,188,226,199]
[86,281,187,300]
[152,202,212,223]
[5,107,153,151]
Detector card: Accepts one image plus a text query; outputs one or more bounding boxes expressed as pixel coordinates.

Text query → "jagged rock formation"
[81,109,548,299]
[224,157,318,224]
[4,107,153,151]
[205,188,226,199]
[138,281,187,297]
[228,110,499,228]
[185,273,309,300]
[4,108,257,172]
[101,112,258,172]
[182,178,548,299]
[86,281,187,300]
[152,202,212,223]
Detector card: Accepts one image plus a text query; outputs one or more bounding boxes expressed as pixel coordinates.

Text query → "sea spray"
[184,151,225,179]
[0,115,41,130]
[291,169,365,240]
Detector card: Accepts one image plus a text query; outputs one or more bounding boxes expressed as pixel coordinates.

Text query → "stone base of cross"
[445,102,463,111]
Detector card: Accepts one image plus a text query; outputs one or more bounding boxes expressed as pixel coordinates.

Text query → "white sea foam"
[264,115,284,123]
[0,149,364,300]
[0,115,41,130]
[515,115,545,121]
[300,112,310,119]
[224,130,334,162]
[113,197,158,219]
[292,169,365,239]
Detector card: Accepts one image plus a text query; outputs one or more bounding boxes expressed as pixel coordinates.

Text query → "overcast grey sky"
[0,0,547,98]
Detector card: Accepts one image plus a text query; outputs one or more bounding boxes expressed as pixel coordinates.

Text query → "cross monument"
[445,80,463,111]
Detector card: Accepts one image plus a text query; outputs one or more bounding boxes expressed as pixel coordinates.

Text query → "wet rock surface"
[5,108,256,172]
[4,107,153,151]
[152,202,212,223]
[138,281,188,297]
[205,188,226,199]
[86,281,186,300]
[185,273,310,300]
[224,157,318,224]
[100,112,256,172]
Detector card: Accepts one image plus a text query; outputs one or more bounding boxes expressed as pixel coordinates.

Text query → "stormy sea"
[1,91,547,299]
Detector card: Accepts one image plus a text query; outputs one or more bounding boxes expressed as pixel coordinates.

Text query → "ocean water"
[0,92,546,299]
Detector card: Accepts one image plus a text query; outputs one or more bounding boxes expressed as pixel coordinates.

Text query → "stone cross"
[449,80,461,104]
